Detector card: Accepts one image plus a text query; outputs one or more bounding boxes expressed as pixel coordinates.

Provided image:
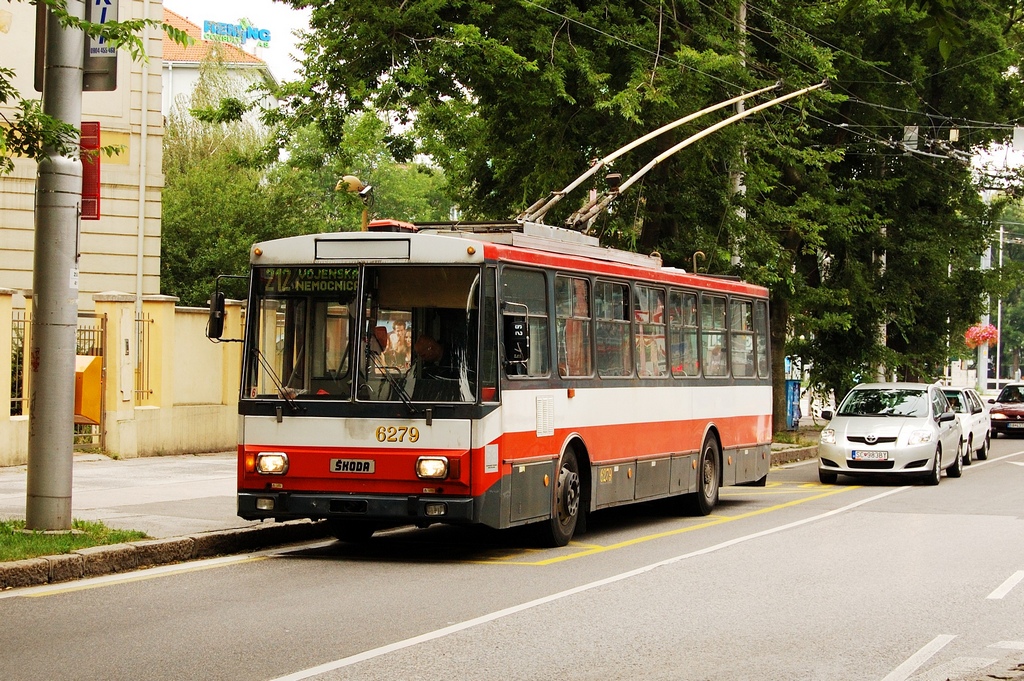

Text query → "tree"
[162,54,454,306]
[161,51,324,306]
[280,0,1024,429]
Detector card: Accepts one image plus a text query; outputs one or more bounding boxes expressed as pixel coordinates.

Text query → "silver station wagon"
[818,382,963,485]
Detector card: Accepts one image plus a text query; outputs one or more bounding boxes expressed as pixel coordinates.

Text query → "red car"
[988,383,1024,437]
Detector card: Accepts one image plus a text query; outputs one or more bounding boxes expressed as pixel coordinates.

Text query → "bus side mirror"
[207,291,226,339]
[503,315,529,372]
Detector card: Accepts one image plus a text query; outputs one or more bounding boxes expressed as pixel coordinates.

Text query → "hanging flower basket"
[965,323,998,349]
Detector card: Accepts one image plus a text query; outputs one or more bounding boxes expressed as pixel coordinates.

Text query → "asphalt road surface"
[3,439,1023,681]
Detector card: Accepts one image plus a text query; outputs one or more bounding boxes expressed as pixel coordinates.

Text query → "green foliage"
[162,53,454,305]
[251,2,1024,416]
[0,518,147,562]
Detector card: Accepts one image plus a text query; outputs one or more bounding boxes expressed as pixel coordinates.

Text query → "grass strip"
[0,519,148,562]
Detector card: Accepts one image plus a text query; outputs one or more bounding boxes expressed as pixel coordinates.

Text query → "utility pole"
[730,0,747,267]
[26,0,86,531]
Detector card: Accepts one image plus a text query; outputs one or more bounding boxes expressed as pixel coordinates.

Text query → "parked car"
[942,387,990,463]
[988,382,1024,437]
[818,382,963,485]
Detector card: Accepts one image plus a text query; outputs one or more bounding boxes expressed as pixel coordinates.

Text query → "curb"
[0,519,333,590]
[770,444,818,466]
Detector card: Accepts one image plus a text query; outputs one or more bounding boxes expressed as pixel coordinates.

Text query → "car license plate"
[851,450,888,461]
[1008,423,1024,429]
[330,459,375,473]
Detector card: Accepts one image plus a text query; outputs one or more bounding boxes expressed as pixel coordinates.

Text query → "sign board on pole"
[34,0,118,92]
[80,122,101,220]
[83,0,117,91]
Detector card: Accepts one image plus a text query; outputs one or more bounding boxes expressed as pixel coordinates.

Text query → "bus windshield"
[245,265,482,403]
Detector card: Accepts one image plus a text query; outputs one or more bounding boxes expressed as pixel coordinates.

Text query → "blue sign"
[203,18,271,48]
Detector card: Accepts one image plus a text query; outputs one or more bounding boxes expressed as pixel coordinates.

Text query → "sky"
[163,0,311,82]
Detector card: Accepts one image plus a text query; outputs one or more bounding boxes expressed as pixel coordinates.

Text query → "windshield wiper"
[366,351,419,415]
[254,347,305,413]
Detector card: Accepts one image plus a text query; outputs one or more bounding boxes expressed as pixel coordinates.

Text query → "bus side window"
[556,275,592,377]
[500,267,549,377]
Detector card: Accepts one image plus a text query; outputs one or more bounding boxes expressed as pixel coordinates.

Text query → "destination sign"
[259,267,359,294]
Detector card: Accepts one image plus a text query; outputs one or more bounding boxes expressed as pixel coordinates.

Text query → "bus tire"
[538,447,581,548]
[326,519,376,543]
[688,436,720,516]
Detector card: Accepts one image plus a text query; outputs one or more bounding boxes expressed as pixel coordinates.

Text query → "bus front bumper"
[238,491,477,524]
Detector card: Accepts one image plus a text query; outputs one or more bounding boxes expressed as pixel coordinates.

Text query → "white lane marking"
[987,570,1024,600]
[1008,462,1024,467]
[907,657,997,681]
[881,634,957,681]
[272,486,910,681]
[990,641,1024,650]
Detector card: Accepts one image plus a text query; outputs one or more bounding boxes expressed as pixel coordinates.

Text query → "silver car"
[818,382,963,485]
[942,386,990,464]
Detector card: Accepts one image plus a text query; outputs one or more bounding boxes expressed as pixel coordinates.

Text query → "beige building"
[0,0,166,312]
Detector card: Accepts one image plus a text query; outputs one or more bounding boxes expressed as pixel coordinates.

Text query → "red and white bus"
[209,219,772,546]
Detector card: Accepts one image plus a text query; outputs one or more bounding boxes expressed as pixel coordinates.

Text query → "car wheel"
[963,435,973,466]
[977,433,989,460]
[686,435,721,516]
[537,446,581,547]
[948,441,963,478]
[818,468,838,485]
[924,447,941,486]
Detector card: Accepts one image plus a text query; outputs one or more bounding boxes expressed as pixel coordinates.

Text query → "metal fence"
[8,312,108,451]
[10,311,26,417]
[74,312,106,451]
[135,313,153,402]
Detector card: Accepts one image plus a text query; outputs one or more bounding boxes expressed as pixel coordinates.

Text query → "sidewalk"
[0,452,331,589]
[0,451,259,538]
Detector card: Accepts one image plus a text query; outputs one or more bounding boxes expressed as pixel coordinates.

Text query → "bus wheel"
[539,447,581,547]
[688,436,720,516]
[326,519,376,543]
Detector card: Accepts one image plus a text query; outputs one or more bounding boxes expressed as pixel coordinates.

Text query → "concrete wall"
[1,290,242,466]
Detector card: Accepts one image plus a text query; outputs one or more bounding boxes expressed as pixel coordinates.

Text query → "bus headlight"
[416,456,449,479]
[256,452,289,475]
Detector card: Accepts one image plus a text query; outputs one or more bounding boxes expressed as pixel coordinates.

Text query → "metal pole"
[996,225,1004,390]
[26,0,86,531]
[979,243,991,392]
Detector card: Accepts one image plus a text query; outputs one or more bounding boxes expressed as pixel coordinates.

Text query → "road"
[2,439,1023,681]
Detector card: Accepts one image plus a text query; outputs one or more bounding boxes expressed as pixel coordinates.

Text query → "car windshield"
[837,388,929,418]
[996,386,1024,403]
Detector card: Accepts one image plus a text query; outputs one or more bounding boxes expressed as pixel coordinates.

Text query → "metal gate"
[74,312,106,452]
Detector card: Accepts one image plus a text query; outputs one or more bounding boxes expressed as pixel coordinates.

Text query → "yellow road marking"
[476,484,858,566]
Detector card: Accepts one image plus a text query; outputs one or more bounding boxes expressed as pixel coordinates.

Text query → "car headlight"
[991,412,1007,420]
[820,428,836,445]
[908,430,933,446]
[255,452,289,475]
[416,456,449,479]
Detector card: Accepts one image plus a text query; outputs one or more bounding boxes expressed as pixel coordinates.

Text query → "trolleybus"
[208,219,773,546]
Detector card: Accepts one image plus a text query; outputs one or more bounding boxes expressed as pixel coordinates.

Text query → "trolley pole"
[26,0,86,531]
